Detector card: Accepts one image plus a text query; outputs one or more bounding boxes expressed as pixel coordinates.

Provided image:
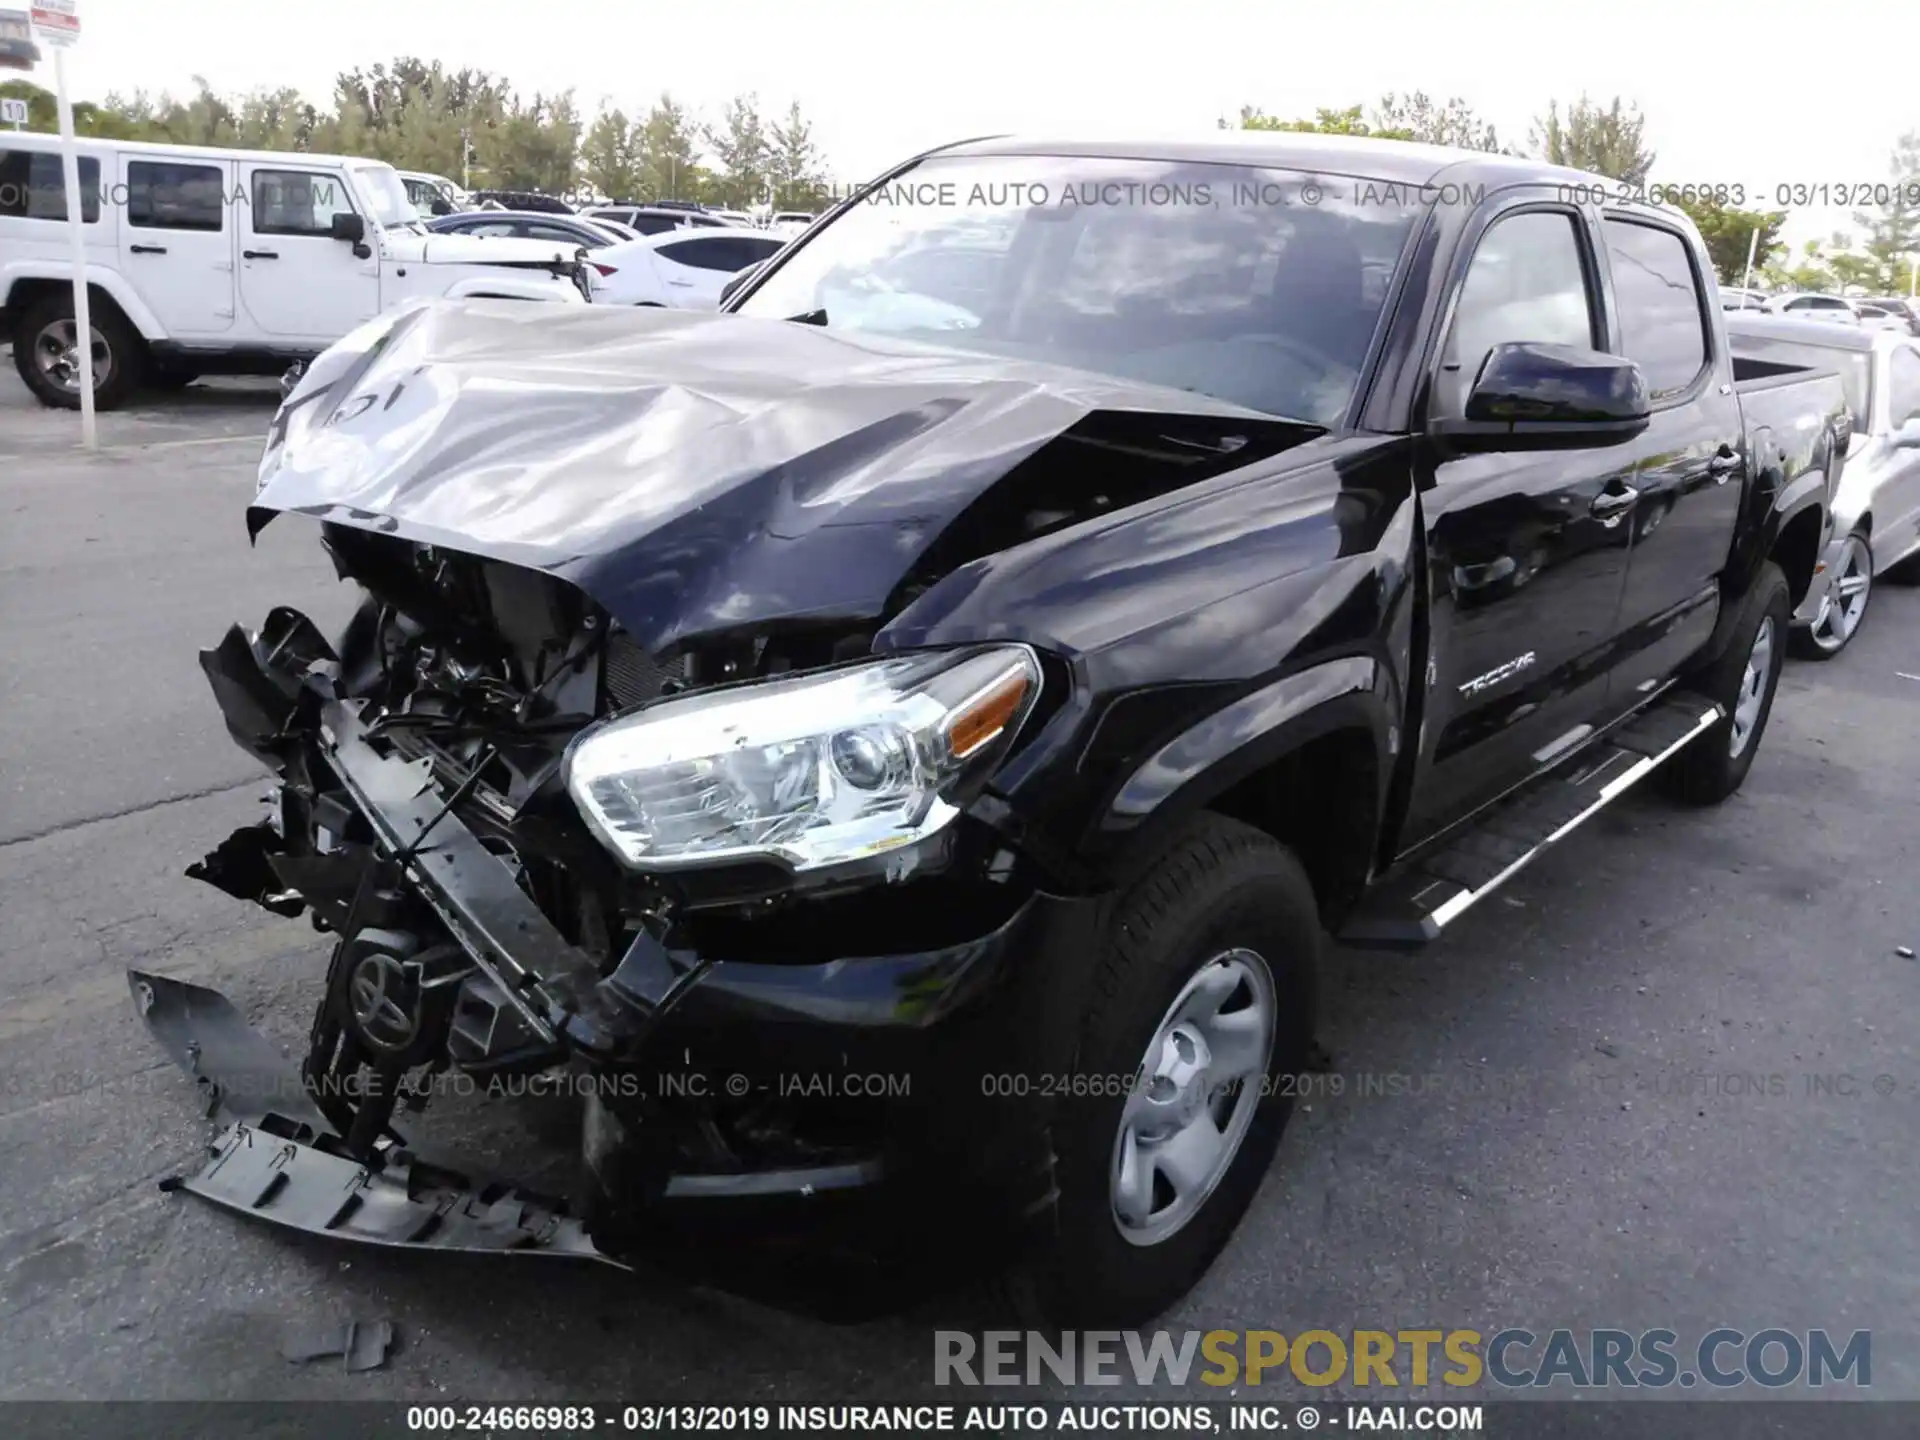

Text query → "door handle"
[1590,484,1640,518]
[243,249,279,260]
[129,243,168,255]
[1707,447,1741,482]
[667,279,693,287]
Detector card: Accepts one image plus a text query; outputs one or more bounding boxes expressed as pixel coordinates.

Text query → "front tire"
[1657,561,1790,806]
[12,291,145,411]
[1789,531,1871,660]
[1011,814,1318,1326]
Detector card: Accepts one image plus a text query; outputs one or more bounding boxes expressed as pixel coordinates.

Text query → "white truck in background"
[0,134,590,410]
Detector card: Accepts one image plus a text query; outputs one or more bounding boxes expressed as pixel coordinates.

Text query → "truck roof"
[937,131,1624,192]
[0,130,388,170]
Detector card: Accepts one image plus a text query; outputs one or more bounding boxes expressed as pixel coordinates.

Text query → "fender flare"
[1055,654,1397,889]
[1,261,166,341]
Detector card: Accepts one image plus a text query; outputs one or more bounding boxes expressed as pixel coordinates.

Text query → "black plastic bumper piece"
[189,1120,617,1262]
[130,968,620,1264]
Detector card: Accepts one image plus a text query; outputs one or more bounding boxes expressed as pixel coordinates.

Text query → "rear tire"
[1007,813,1318,1326]
[12,291,145,411]
[1657,561,1790,806]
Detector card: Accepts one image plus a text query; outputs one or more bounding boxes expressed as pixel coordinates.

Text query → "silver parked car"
[1729,315,1920,657]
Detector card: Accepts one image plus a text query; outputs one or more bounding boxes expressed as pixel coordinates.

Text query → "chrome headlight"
[564,646,1042,874]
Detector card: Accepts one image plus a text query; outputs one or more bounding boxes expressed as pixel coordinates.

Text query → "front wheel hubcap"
[1729,614,1774,757]
[1110,948,1277,1247]
[32,318,111,393]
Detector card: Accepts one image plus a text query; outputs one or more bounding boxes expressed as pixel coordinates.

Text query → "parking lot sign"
[29,0,76,47]
[2,97,29,124]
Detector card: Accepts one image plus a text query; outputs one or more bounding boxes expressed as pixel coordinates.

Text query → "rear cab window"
[1602,217,1712,399]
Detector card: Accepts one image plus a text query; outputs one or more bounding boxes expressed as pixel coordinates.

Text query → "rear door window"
[656,237,742,271]
[1602,218,1712,399]
[127,161,225,232]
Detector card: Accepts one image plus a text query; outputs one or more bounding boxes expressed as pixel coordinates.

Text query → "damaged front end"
[153,528,1095,1272]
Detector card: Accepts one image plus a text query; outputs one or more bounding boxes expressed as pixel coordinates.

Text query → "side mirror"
[1891,417,1920,450]
[330,211,367,245]
[1433,342,1651,451]
[430,197,454,217]
[718,260,766,309]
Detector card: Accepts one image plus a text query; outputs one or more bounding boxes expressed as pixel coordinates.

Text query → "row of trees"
[0,59,833,209]
[1229,92,1920,295]
[3,62,1913,289]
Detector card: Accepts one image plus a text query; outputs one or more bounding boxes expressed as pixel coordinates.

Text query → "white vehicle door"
[236,163,379,344]
[118,155,236,338]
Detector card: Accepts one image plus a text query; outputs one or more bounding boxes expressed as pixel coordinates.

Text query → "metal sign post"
[31,0,92,447]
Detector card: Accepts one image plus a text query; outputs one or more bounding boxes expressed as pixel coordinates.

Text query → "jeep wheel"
[1011,813,1317,1326]
[13,292,145,411]
[1657,561,1790,805]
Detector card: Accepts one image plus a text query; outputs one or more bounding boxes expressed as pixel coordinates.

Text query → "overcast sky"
[41,0,1919,249]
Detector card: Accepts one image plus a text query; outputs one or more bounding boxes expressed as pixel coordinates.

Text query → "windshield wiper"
[784,309,828,326]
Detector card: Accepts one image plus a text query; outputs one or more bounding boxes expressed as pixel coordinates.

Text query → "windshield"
[733,154,1422,425]
[353,164,421,228]
[1732,335,1874,423]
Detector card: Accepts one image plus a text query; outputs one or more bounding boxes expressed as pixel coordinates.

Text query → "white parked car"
[1,134,589,410]
[1854,303,1912,334]
[1763,292,1861,324]
[768,210,817,238]
[709,208,754,229]
[589,228,787,309]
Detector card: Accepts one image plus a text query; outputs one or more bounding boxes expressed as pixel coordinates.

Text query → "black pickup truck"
[151,133,1846,1325]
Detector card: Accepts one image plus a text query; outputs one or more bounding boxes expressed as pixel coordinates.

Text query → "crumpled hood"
[254,301,1302,652]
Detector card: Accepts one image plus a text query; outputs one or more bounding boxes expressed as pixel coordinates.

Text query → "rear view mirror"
[1433,342,1651,452]
[330,212,367,245]
[719,261,766,309]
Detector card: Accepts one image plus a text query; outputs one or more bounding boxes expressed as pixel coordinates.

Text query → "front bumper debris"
[131,969,616,1262]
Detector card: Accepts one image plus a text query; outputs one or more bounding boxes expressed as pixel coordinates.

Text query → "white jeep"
[1,134,588,409]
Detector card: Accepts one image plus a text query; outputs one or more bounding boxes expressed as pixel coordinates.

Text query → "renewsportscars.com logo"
[934,1328,1871,1390]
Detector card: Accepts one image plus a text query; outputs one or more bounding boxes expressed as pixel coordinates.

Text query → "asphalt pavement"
[1,372,1917,1410]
